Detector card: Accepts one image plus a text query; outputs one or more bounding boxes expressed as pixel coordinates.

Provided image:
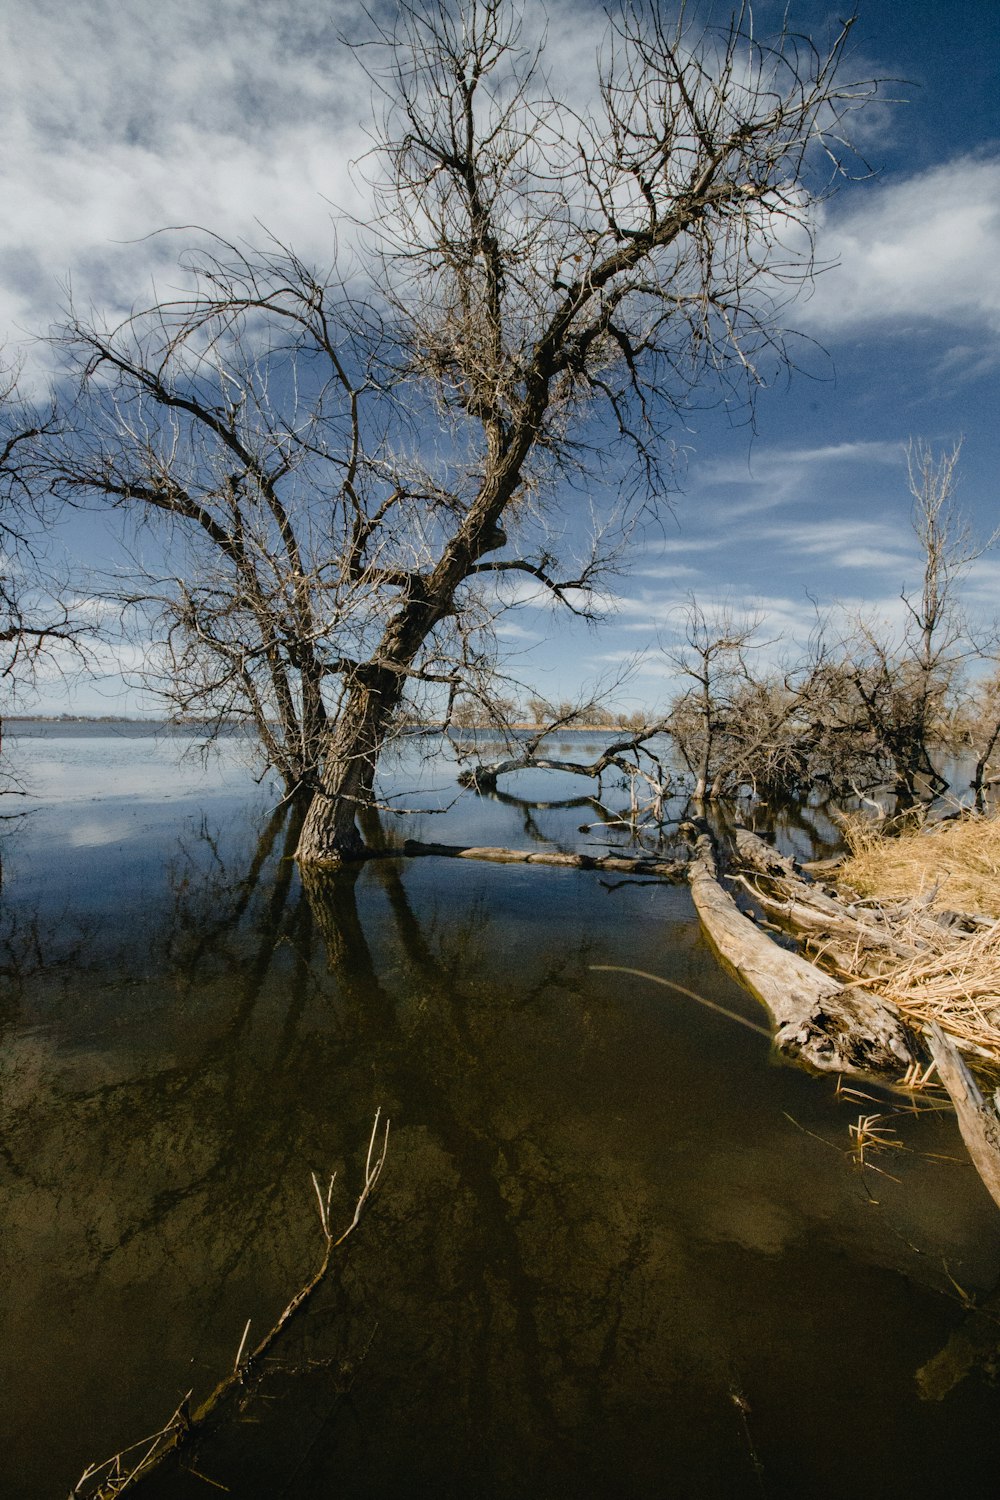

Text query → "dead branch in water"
[719,825,1000,1210]
[393,839,685,877]
[70,1112,389,1498]
[685,825,918,1078]
[924,1026,1000,1213]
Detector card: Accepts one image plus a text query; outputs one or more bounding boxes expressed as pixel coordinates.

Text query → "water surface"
[2,725,999,1498]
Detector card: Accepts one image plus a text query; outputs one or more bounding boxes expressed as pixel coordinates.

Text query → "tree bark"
[296,676,397,863]
[687,827,918,1077]
[925,1022,1000,1214]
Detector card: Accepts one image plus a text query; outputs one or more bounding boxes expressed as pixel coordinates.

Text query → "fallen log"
[382,840,685,878]
[687,828,918,1078]
[731,825,932,966]
[735,828,912,931]
[735,826,976,943]
[732,826,803,882]
[303,835,685,876]
[725,831,1000,1209]
[728,874,921,967]
[925,1023,1000,1213]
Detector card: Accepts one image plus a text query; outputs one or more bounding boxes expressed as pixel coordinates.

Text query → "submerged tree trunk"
[296,675,400,863]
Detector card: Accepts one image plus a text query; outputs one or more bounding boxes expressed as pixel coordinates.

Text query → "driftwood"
[301,834,685,877]
[723,828,1000,1210]
[925,1024,1000,1213]
[915,1032,1000,1394]
[687,828,918,1077]
[734,825,981,941]
[395,834,683,876]
[733,829,1000,1052]
[730,827,922,971]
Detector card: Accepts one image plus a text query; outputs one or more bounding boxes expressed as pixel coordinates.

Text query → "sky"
[1,0,998,715]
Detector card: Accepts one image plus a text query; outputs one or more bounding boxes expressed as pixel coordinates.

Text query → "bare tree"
[841,441,995,804]
[37,0,875,862]
[664,598,766,798]
[970,666,1000,811]
[664,447,1000,807]
[658,597,844,803]
[444,442,998,820]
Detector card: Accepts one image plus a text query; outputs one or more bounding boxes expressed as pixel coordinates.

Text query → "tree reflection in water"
[3,796,1000,1499]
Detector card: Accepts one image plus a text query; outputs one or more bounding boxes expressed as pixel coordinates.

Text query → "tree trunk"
[296,675,399,863]
[686,825,918,1077]
[925,1022,1000,1214]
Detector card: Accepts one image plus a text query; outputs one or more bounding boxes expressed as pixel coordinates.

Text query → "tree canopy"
[29,0,875,860]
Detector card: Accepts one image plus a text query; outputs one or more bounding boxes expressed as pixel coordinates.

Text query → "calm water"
[2,724,999,1498]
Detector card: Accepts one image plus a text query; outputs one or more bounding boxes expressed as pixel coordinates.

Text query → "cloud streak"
[802,154,1000,340]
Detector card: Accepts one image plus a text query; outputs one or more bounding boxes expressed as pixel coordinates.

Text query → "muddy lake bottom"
[2,725,999,1498]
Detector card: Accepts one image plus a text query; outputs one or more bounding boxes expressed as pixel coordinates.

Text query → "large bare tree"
[38,0,875,862]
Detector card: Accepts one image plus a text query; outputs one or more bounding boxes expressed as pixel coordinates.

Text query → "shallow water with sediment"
[2,724,999,1498]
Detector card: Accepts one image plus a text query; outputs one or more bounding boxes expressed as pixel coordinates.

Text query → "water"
[2,724,999,1498]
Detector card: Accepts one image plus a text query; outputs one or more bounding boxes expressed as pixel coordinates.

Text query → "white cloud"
[696,441,900,488]
[759,518,916,572]
[494,620,541,642]
[801,155,1000,338]
[591,589,824,682]
[630,561,703,581]
[679,439,904,525]
[634,535,727,557]
[0,0,373,354]
[0,0,620,370]
[692,438,905,507]
[961,557,1000,615]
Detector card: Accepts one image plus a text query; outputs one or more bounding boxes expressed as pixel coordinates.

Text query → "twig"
[233,1320,252,1375]
[589,965,771,1037]
[71,1113,389,1498]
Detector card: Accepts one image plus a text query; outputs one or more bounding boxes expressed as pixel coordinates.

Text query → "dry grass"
[859,919,1000,1063]
[840,811,1000,919]
[835,812,1000,1066]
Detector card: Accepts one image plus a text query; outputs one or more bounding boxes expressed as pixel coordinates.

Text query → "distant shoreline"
[3,716,651,732]
[2,714,164,724]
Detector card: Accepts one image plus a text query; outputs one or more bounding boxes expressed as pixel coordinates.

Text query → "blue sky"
[2,0,997,715]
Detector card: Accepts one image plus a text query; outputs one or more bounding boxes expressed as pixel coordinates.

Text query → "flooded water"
[2,724,999,1498]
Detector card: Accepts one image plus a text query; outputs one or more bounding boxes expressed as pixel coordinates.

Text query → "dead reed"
[860,918,1000,1063]
[835,812,1000,1066]
[839,810,1000,919]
